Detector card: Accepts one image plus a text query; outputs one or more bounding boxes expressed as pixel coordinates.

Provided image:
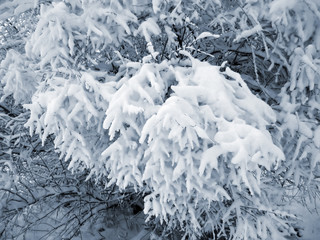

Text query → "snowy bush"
[138,58,288,239]
[1,0,320,239]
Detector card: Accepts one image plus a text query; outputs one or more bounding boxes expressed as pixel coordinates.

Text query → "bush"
[1,0,320,239]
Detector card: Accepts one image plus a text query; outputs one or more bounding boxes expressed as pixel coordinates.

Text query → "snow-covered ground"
[285,200,320,240]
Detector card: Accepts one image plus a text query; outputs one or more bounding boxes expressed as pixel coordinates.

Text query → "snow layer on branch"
[0,50,38,104]
[98,57,285,238]
[24,71,115,175]
[25,1,138,70]
[135,17,161,43]
[101,61,172,189]
[234,24,262,42]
